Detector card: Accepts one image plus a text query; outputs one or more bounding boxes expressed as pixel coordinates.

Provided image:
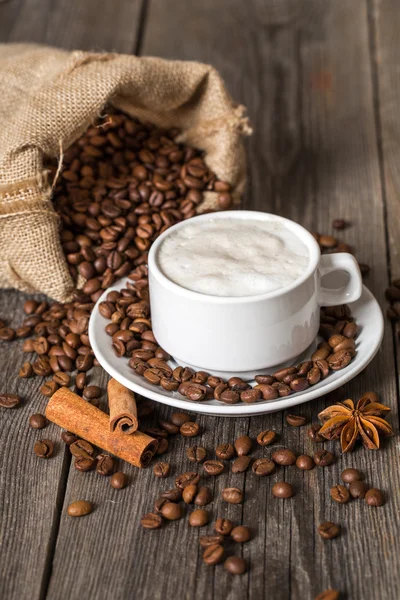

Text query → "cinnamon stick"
[46,388,157,468]
[108,378,138,435]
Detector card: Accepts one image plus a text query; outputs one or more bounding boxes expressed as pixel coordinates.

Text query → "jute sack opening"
[0,43,251,302]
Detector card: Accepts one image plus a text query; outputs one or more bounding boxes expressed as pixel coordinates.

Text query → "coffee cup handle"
[318,253,363,307]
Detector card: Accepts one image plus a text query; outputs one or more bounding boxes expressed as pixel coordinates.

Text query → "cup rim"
[148,210,321,304]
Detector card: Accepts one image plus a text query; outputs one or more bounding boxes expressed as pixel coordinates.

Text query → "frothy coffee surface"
[157,218,309,297]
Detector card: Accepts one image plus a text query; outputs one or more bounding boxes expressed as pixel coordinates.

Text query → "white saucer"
[89,282,384,417]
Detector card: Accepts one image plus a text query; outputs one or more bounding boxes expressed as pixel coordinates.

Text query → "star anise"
[318,391,394,452]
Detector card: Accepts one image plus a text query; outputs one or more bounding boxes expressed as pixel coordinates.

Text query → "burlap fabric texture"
[0,44,251,302]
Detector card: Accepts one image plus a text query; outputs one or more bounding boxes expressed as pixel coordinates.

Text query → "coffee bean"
[215,443,235,460]
[75,372,87,390]
[341,468,362,483]
[67,500,93,517]
[286,414,307,427]
[330,485,350,504]
[186,446,207,463]
[0,327,16,341]
[318,522,340,539]
[315,589,340,600]
[314,449,335,467]
[175,472,200,489]
[29,413,47,429]
[252,457,275,476]
[295,455,314,470]
[332,218,346,230]
[161,502,183,521]
[161,488,182,502]
[199,534,224,547]
[70,439,94,458]
[52,372,71,387]
[180,422,200,437]
[96,454,114,476]
[240,388,262,403]
[231,525,251,543]
[154,497,169,514]
[194,486,212,506]
[308,424,325,443]
[272,448,296,466]
[254,384,279,400]
[155,438,169,455]
[215,518,234,535]
[61,431,78,446]
[319,235,337,248]
[365,488,385,507]
[34,439,54,458]
[83,385,102,400]
[182,484,198,503]
[189,508,209,527]
[224,556,247,575]
[221,487,243,504]
[0,393,21,408]
[24,299,39,314]
[203,543,225,565]
[40,380,59,397]
[141,512,162,529]
[220,389,240,404]
[170,411,191,427]
[349,481,369,499]
[234,435,252,456]
[232,455,252,473]
[75,455,96,471]
[272,482,294,498]
[19,362,33,378]
[256,430,276,446]
[158,420,180,435]
[203,460,224,476]
[255,375,275,385]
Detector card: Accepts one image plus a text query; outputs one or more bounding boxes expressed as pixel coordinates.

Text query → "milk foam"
[157,218,309,297]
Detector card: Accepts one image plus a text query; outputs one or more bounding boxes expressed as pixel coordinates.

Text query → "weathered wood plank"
[45,2,400,600]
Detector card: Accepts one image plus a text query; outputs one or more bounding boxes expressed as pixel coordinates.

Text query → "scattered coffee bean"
[203,543,225,565]
[0,327,16,341]
[83,385,102,400]
[231,525,251,543]
[365,488,385,507]
[234,435,252,456]
[224,556,247,575]
[96,454,114,476]
[67,500,93,517]
[19,362,33,378]
[341,468,362,483]
[154,497,169,514]
[232,455,252,473]
[330,485,350,504]
[189,508,209,527]
[70,439,94,458]
[171,412,192,427]
[314,449,335,467]
[332,218,347,230]
[221,487,243,504]
[272,482,294,498]
[75,373,87,390]
[215,443,235,460]
[215,517,234,535]
[194,486,212,506]
[161,488,182,502]
[295,455,314,470]
[286,414,307,427]
[349,480,369,499]
[182,484,198,503]
[180,422,200,437]
[34,439,54,458]
[0,393,21,408]
[318,522,341,540]
[52,372,71,387]
[272,448,296,466]
[155,438,169,455]
[203,460,224,476]
[110,472,128,489]
[161,502,183,521]
[29,413,47,429]
[40,380,59,397]
[75,455,96,472]
[141,512,162,529]
[61,431,78,446]
[175,472,200,489]
[308,424,325,443]
[153,462,171,478]
[256,430,276,446]
[158,420,180,435]
[186,446,207,463]
[199,534,224,547]
[252,457,275,476]
[240,388,262,403]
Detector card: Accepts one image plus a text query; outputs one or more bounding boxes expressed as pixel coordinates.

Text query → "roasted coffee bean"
[203,460,224,476]
[75,455,96,472]
[308,423,325,443]
[34,439,54,458]
[70,439,94,458]
[319,235,337,248]
[215,443,235,460]
[96,454,114,476]
[161,502,183,521]
[75,372,87,390]
[330,485,350,504]
[221,487,243,504]
[215,517,234,535]
[318,522,340,540]
[349,481,369,499]
[153,462,171,478]
[0,327,16,341]
[231,525,251,543]
[160,377,179,391]
[170,411,191,426]
[314,449,335,467]
[19,362,33,378]
[232,455,252,473]
[83,385,102,400]
[154,497,169,514]
[220,389,240,404]
[173,366,194,382]
[255,374,275,385]
[24,299,39,314]
[332,218,346,230]
[286,414,307,427]
[158,420,180,435]
[189,508,209,527]
[186,446,207,463]
[155,438,169,455]
[67,500,93,518]
[343,321,358,339]
[175,471,200,489]
[110,472,128,489]
[161,488,182,502]
[40,380,59,397]
[240,388,262,402]
[203,543,225,565]
[341,468,362,483]
[180,421,200,437]
[16,326,32,338]
[295,455,314,470]
[0,393,21,408]
[141,512,162,529]
[272,448,296,466]
[272,482,294,498]
[365,488,385,507]
[234,435,252,456]
[52,372,71,387]
[315,589,340,600]
[254,384,279,400]
[252,457,275,476]
[199,534,224,547]
[182,484,198,503]
[256,430,276,446]
[29,413,47,429]
[61,431,78,446]
[194,486,212,506]
[224,556,247,575]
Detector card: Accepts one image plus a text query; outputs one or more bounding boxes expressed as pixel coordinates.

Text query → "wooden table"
[1,1,399,599]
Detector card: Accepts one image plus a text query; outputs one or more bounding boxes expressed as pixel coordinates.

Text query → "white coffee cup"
[148,211,362,379]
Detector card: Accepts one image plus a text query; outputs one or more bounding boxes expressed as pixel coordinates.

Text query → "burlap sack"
[0,43,251,302]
